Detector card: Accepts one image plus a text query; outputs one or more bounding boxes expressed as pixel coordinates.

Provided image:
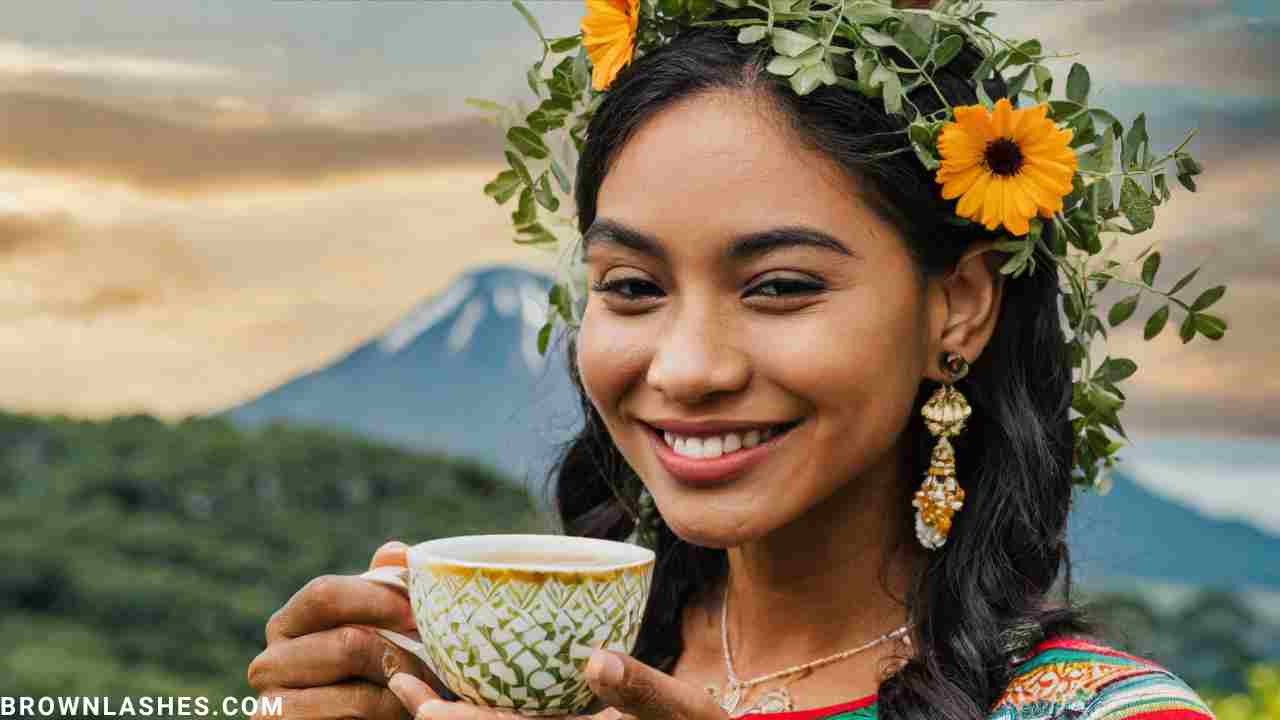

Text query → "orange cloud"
[0,91,505,196]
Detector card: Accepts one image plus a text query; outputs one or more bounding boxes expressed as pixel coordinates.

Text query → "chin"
[660,513,760,550]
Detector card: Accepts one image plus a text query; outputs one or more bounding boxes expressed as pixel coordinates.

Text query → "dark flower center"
[984,138,1024,177]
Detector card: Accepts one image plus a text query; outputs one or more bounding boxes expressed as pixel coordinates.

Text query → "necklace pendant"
[707,682,743,716]
[736,688,793,717]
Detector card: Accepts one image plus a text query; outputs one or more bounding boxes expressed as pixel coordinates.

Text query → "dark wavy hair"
[542,22,1092,720]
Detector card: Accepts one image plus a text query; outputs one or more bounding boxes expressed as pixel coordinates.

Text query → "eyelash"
[589,277,825,303]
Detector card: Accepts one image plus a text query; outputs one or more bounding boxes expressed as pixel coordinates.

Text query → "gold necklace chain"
[710,584,913,717]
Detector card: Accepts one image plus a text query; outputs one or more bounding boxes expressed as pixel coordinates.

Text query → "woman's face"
[576,91,944,549]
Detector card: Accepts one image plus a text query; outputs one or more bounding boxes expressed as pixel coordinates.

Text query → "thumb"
[585,650,727,720]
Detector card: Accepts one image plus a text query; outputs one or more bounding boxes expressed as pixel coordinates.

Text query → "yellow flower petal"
[956,171,993,221]
[581,0,639,91]
[991,98,1015,137]
[940,163,986,200]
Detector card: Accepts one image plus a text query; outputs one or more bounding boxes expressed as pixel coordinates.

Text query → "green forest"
[0,410,1274,718]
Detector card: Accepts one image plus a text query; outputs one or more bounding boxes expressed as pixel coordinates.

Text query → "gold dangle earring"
[913,351,972,550]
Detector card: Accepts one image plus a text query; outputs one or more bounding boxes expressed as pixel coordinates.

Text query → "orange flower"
[581,0,641,92]
[935,98,1078,237]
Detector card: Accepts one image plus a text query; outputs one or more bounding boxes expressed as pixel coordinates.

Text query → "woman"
[246,15,1216,720]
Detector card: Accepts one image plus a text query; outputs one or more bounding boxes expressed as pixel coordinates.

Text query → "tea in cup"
[363,534,655,716]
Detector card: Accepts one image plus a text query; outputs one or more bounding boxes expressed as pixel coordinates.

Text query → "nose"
[645,301,751,405]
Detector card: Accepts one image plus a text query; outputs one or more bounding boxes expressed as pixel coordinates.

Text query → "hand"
[247,540,447,719]
[386,649,731,720]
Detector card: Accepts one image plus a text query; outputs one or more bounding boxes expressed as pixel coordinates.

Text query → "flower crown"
[468,0,1227,491]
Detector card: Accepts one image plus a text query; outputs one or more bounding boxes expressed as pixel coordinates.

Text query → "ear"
[925,240,1006,383]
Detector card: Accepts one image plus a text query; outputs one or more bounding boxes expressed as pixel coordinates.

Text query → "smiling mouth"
[645,418,804,459]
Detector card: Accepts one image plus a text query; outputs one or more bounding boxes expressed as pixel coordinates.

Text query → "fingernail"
[382,641,402,681]
[389,672,413,697]
[588,649,624,686]
[385,540,408,550]
[415,700,451,720]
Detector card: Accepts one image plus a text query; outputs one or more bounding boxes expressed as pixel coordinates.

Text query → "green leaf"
[1140,251,1161,286]
[880,69,903,114]
[550,157,572,194]
[859,27,900,48]
[1032,64,1052,94]
[1120,177,1155,232]
[504,150,534,188]
[537,322,553,355]
[738,25,768,44]
[1179,312,1197,343]
[512,0,547,42]
[483,169,523,204]
[1079,123,1114,173]
[465,97,507,114]
[1143,305,1169,340]
[533,172,560,212]
[1108,294,1139,327]
[790,64,826,95]
[507,126,550,159]
[912,141,940,170]
[767,54,804,76]
[771,27,819,57]
[843,2,895,23]
[1169,266,1201,295]
[1048,100,1084,122]
[512,186,537,227]
[1154,173,1171,203]
[514,221,557,246]
[1089,109,1120,134]
[1195,313,1227,340]
[1190,285,1225,312]
[1005,39,1041,66]
[1007,66,1033,101]
[1066,63,1090,105]
[527,64,543,98]
[893,23,930,62]
[548,35,581,53]
[1097,357,1138,383]
[1121,113,1148,171]
[933,34,964,68]
[1176,152,1204,176]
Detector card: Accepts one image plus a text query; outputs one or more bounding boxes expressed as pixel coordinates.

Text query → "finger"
[250,682,406,720]
[249,625,428,690]
[386,673,444,720]
[386,674,562,720]
[370,540,409,571]
[584,650,727,720]
[266,574,415,644]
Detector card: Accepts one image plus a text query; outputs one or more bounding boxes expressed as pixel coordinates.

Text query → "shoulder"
[988,636,1215,720]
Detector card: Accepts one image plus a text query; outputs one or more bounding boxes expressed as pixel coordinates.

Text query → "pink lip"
[648,422,800,487]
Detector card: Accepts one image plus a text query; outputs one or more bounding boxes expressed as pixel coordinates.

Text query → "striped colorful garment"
[736,637,1215,720]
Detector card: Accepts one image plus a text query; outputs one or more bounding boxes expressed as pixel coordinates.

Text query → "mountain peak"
[376,264,555,362]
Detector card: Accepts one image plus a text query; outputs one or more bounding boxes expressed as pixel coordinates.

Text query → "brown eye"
[748,278,824,298]
[591,277,663,301]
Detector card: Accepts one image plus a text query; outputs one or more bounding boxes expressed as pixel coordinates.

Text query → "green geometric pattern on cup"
[409,563,653,716]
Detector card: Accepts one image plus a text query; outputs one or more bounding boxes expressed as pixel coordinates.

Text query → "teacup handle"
[358,565,437,675]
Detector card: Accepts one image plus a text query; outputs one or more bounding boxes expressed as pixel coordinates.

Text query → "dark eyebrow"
[581,219,859,263]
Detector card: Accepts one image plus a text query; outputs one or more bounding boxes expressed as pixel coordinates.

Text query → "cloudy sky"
[0,2,1275,490]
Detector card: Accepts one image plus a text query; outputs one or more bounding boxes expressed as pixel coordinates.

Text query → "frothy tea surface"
[450,549,626,567]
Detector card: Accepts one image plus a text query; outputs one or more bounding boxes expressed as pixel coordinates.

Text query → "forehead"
[594,90,893,255]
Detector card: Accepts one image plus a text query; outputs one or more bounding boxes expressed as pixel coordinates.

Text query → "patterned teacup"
[363,534,655,716]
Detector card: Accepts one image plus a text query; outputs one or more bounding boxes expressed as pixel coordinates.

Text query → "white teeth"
[663,424,792,459]
[723,433,741,453]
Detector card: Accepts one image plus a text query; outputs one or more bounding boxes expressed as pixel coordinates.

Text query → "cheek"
[575,308,651,417]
